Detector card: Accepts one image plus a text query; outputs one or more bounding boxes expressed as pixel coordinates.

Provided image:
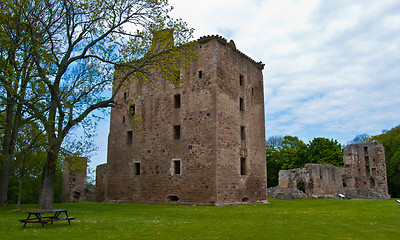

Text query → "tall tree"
[280,136,308,170]
[307,137,343,167]
[266,136,283,187]
[2,0,194,209]
[12,121,46,208]
[372,124,400,197]
[266,135,307,187]
[0,0,35,205]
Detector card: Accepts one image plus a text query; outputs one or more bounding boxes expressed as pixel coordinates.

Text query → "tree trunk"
[37,150,57,210]
[0,157,11,206]
[0,97,15,206]
[16,158,26,209]
[17,175,23,209]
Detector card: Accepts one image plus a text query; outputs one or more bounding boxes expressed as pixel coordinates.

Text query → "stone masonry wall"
[305,164,343,197]
[213,37,267,204]
[343,142,390,199]
[62,157,87,203]
[268,143,390,200]
[95,163,107,202]
[105,35,267,205]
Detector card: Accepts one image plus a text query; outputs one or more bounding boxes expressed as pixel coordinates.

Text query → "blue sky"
[88,0,400,171]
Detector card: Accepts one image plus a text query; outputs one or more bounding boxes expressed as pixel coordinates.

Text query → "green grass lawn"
[1,198,399,239]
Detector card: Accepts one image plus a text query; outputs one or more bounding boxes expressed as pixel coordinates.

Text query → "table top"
[27,209,68,214]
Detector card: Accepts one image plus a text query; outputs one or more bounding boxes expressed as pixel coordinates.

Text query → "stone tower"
[105,35,267,205]
[343,142,389,199]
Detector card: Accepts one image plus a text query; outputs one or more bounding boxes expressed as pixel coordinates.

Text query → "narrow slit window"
[123,116,125,124]
[127,131,133,146]
[174,94,181,108]
[240,98,244,111]
[134,162,141,175]
[199,70,203,78]
[175,69,181,83]
[124,92,128,100]
[174,160,181,175]
[241,126,246,140]
[129,104,136,117]
[240,157,246,175]
[174,125,181,139]
[239,74,244,86]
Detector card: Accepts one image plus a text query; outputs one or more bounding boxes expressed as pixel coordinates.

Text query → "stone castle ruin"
[62,157,87,203]
[268,142,390,200]
[94,163,107,202]
[96,34,268,205]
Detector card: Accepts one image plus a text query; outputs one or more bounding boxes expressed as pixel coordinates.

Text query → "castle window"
[240,98,244,111]
[172,69,181,88]
[123,116,125,124]
[174,94,181,108]
[364,147,368,154]
[124,92,128,100]
[241,126,246,140]
[129,104,136,117]
[172,159,181,175]
[240,157,246,175]
[240,74,244,86]
[134,162,141,175]
[199,70,203,78]
[174,125,181,139]
[127,131,133,146]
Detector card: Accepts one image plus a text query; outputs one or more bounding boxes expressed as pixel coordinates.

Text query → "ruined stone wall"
[270,164,343,199]
[278,168,306,190]
[95,163,107,202]
[62,157,87,203]
[105,35,266,205]
[343,142,389,199]
[268,143,390,200]
[305,164,343,197]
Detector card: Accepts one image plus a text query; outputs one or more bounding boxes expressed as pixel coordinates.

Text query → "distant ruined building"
[95,34,268,205]
[268,142,390,200]
[62,157,87,203]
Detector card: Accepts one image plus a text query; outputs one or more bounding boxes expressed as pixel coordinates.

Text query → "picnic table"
[19,209,75,229]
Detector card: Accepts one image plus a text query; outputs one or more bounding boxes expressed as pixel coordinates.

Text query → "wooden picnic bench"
[19,209,75,229]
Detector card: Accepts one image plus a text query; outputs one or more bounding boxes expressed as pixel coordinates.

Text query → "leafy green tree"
[266,135,307,187]
[0,0,36,205]
[372,124,400,197]
[307,137,343,167]
[12,122,46,208]
[1,0,195,209]
[266,140,283,187]
[280,136,308,170]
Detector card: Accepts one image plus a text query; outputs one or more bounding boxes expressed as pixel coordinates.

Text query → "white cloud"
[90,0,400,168]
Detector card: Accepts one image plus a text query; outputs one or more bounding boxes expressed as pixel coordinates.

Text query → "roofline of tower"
[198,35,265,71]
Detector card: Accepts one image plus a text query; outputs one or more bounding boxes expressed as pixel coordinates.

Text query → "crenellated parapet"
[198,35,265,70]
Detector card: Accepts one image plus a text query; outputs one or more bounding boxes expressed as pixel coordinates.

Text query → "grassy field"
[1,198,399,239]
